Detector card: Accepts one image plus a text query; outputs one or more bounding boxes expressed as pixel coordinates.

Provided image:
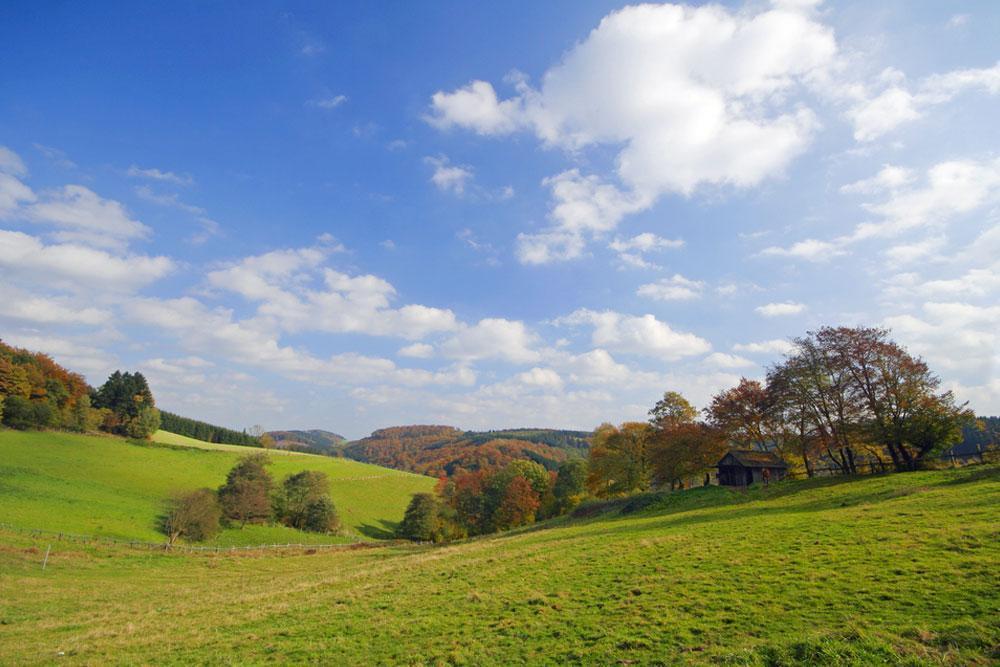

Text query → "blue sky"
[1,1,998,438]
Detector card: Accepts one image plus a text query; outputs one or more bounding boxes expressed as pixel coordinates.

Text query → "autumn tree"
[586,422,654,497]
[649,422,728,489]
[161,488,222,545]
[218,454,273,526]
[492,476,541,531]
[649,391,698,431]
[706,379,780,452]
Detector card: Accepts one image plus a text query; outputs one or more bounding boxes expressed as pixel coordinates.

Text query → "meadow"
[0,430,435,545]
[1,464,997,665]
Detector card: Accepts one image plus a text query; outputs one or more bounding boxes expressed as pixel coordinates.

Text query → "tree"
[586,422,654,497]
[93,371,155,434]
[218,454,273,526]
[552,458,588,514]
[397,493,442,541]
[126,406,161,439]
[649,422,728,489]
[161,489,222,545]
[492,476,540,531]
[1,395,33,429]
[706,379,779,452]
[303,496,339,533]
[649,391,698,431]
[275,471,338,532]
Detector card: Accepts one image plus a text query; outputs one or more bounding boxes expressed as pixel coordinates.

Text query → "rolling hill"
[1,464,996,663]
[267,429,347,454]
[0,430,435,545]
[343,425,592,477]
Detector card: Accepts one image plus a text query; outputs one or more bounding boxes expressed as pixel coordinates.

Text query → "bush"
[126,406,161,439]
[303,497,339,533]
[274,470,339,533]
[161,489,222,544]
[2,396,45,430]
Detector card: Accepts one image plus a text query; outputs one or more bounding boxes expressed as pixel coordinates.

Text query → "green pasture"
[0,430,435,544]
[1,464,996,664]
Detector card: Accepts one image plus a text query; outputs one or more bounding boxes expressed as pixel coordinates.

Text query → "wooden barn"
[716,450,788,487]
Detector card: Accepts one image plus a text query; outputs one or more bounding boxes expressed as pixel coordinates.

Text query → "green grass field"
[1,464,997,665]
[0,430,435,545]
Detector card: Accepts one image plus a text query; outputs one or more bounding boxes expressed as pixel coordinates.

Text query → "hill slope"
[344,425,590,476]
[0,430,435,544]
[1,465,996,664]
[267,429,347,454]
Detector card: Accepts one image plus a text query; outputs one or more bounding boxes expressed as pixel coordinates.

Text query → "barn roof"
[717,450,788,468]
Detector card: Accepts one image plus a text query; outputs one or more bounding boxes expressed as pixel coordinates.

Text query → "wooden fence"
[0,522,417,554]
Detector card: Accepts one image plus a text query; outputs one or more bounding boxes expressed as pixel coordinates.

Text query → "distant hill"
[268,429,347,455]
[343,425,593,477]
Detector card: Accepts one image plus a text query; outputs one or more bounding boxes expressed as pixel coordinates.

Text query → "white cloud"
[609,233,684,254]
[0,230,173,292]
[398,343,434,359]
[431,2,836,262]
[207,246,458,340]
[733,339,795,355]
[440,318,540,363]
[516,367,564,390]
[947,14,970,28]
[0,173,37,217]
[755,301,806,317]
[768,158,1000,261]
[556,309,711,360]
[704,352,755,369]
[839,165,915,195]
[637,274,705,301]
[26,184,150,249]
[0,146,28,177]
[884,235,946,266]
[847,61,1000,141]
[760,238,844,261]
[127,165,194,186]
[0,289,111,326]
[310,95,348,109]
[425,155,473,195]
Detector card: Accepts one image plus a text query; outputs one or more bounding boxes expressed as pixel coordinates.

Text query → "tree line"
[395,326,987,542]
[0,340,162,438]
[161,453,339,544]
[159,410,261,447]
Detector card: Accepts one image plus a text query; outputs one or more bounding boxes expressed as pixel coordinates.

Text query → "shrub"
[275,471,339,533]
[2,396,38,430]
[126,406,161,439]
[161,488,222,544]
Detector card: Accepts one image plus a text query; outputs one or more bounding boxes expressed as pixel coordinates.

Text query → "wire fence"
[0,522,418,555]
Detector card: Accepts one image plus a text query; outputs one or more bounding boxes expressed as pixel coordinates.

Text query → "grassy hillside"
[0,430,435,545]
[1,465,996,664]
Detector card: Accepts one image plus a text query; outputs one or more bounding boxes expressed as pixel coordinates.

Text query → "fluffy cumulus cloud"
[0,229,173,292]
[206,246,458,339]
[556,309,711,360]
[425,155,474,195]
[430,2,836,263]
[440,318,541,363]
[636,274,705,301]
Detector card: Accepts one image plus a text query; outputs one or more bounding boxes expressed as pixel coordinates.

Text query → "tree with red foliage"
[492,476,540,531]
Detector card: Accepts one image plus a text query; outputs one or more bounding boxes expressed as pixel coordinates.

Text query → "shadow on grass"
[357,519,398,540]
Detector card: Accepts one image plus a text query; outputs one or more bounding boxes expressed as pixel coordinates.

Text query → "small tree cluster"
[273,470,340,533]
